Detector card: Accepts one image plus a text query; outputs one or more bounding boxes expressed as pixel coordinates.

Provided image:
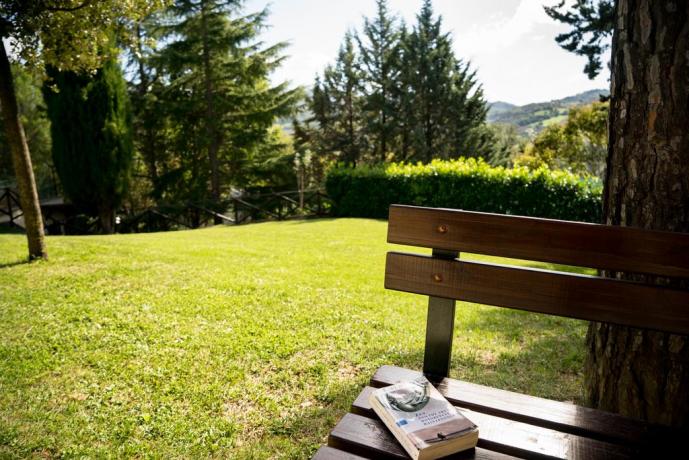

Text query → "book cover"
[369,375,478,459]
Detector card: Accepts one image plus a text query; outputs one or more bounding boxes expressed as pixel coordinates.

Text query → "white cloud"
[248,0,609,105]
[455,0,559,58]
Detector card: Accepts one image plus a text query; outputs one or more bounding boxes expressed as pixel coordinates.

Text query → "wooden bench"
[314,205,689,459]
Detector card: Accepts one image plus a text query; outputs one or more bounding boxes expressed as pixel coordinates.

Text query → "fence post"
[277,194,283,221]
[6,188,14,226]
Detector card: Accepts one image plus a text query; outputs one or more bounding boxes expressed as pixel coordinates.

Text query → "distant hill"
[487,89,609,137]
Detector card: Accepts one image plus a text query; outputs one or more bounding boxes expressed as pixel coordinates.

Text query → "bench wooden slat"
[385,252,689,335]
[387,205,689,278]
[312,446,370,459]
[329,413,520,460]
[352,386,636,460]
[371,366,677,449]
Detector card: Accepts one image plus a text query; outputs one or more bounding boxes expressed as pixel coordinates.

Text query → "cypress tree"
[44,56,133,234]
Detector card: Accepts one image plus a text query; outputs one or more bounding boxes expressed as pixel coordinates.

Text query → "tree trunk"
[0,41,47,260]
[346,84,356,166]
[99,207,115,234]
[201,0,222,224]
[585,0,689,427]
[381,84,387,162]
[135,23,159,188]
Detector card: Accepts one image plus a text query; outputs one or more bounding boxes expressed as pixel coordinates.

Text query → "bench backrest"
[384,205,689,379]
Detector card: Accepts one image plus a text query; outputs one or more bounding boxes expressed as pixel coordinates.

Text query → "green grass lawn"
[0,219,588,458]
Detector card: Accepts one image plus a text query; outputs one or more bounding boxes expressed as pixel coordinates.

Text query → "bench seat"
[314,366,678,460]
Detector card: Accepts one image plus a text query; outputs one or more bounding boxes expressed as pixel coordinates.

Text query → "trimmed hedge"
[325,158,602,222]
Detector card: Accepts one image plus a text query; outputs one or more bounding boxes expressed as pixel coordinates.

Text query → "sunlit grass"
[0,219,588,458]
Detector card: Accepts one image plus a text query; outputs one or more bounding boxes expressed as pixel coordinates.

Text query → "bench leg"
[423,249,458,380]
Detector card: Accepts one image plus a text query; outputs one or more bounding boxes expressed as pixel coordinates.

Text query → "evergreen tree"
[401,0,489,162]
[306,0,491,166]
[309,75,335,160]
[546,1,689,425]
[357,0,400,161]
[127,16,170,202]
[320,31,367,165]
[157,0,300,221]
[446,60,491,157]
[589,0,689,427]
[395,22,415,161]
[44,57,133,234]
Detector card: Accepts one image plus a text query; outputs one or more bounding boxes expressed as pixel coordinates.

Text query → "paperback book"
[369,376,479,460]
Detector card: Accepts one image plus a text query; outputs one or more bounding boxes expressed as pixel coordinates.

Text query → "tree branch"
[46,0,92,13]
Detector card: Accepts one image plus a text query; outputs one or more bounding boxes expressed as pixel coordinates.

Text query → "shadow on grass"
[0,259,30,269]
[287,217,339,225]
[274,306,587,455]
[0,224,24,235]
[360,305,587,399]
[263,378,366,456]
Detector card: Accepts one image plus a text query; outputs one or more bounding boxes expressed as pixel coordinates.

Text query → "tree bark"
[200,0,222,224]
[381,83,387,162]
[99,207,114,234]
[134,23,159,187]
[0,41,47,260]
[585,0,689,427]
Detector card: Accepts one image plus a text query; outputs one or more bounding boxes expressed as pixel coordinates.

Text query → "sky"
[244,0,611,105]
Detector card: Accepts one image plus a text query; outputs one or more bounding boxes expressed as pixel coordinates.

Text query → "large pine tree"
[590,0,689,427]
[548,0,689,427]
[157,0,299,221]
[44,56,133,234]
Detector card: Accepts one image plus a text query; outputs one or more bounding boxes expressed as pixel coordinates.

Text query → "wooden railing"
[2,188,331,234]
[119,189,330,233]
[0,188,23,229]
[229,189,328,225]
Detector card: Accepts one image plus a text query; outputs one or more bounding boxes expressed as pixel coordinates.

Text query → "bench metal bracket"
[423,248,458,380]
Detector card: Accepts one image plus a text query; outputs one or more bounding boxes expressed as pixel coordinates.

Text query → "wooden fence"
[119,189,330,233]
[229,189,328,224]
[0,188,23,229]
[1,188,330,234]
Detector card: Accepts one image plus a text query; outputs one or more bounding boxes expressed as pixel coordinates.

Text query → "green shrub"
[325,158,602,222]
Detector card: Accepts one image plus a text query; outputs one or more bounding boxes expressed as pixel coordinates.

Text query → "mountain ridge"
[488,89,609,136]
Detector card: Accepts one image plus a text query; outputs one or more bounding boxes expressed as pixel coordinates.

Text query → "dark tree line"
[296,0,492,167]
[1,0,300,235]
